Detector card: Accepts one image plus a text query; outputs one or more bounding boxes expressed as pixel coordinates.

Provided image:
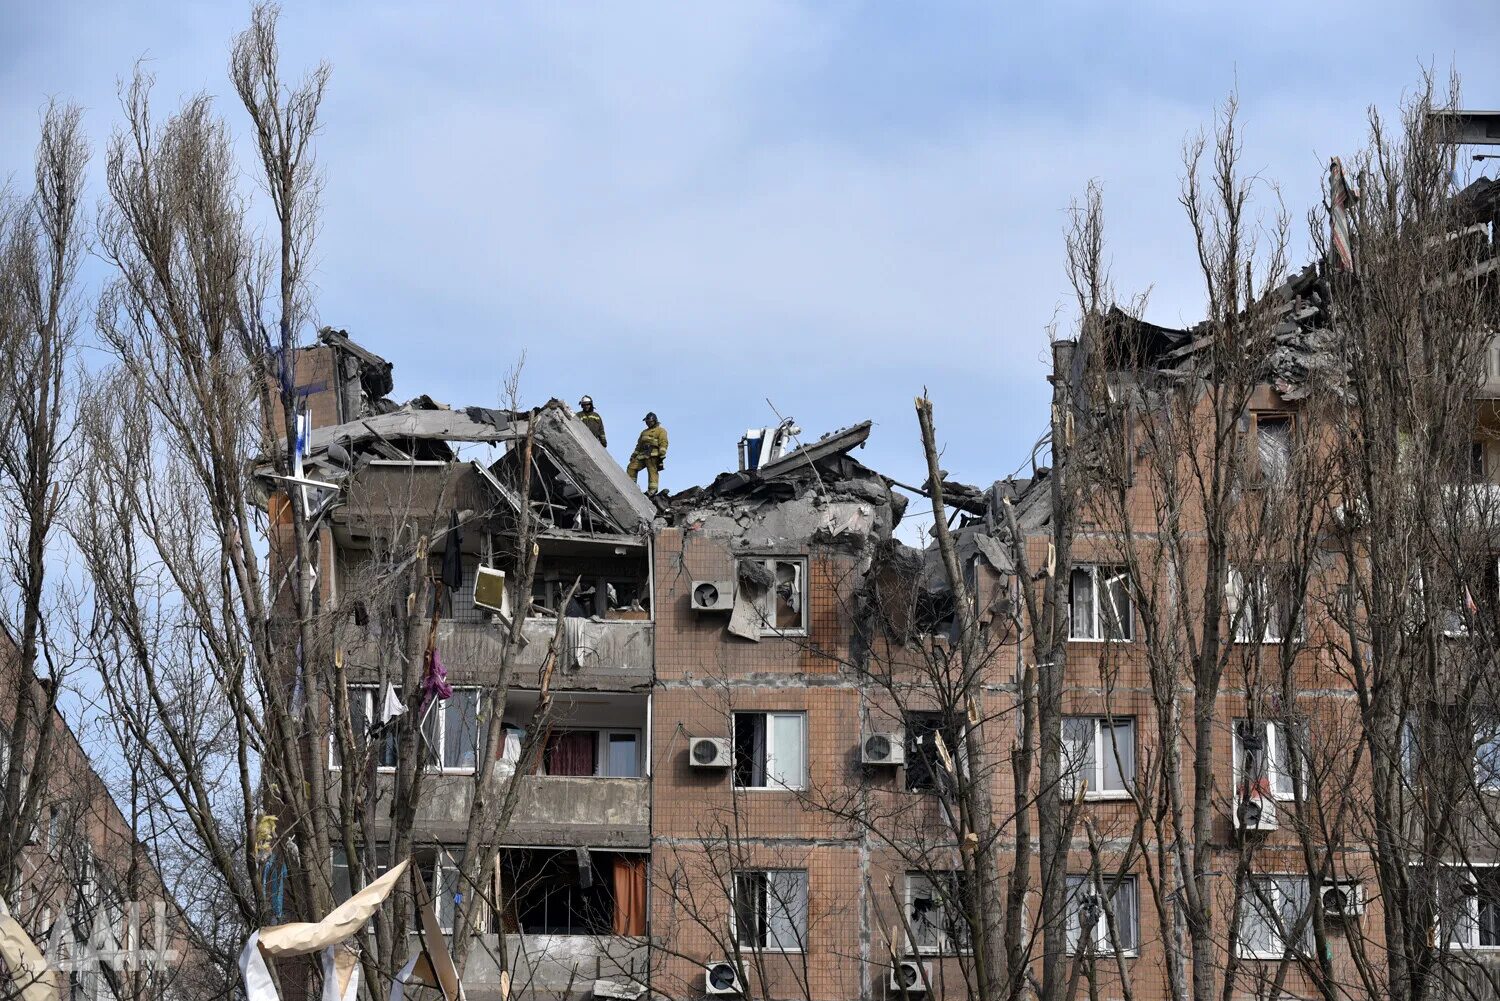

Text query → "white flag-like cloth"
[239,859,409,1001]
[0,896,56,1001]
[382,683,405,723]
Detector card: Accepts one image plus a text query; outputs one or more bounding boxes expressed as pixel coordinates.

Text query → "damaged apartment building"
[264,329,1026,1001]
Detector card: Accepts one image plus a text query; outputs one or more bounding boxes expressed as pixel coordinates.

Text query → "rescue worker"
[577,395,606,446]
[627,412,669,494]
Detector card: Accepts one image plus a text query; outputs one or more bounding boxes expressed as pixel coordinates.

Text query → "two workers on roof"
[578,396,669,495]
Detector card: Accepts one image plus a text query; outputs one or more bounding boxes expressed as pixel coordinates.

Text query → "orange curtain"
[612,856,647,936]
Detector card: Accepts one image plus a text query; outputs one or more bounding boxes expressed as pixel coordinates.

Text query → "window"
[1238,876,1311,958]
[905,711,963,793]
[1065,875,1138,955]
[542,729,642,777]
[739,558,808,634]
[906,871,970,954]
[1255,413,1294,485]
[47,806,62,850]
[1440,866,1500,948]
[1062,717,1135,796]
[330,686,399,770]
[1227,566,1300,644]
[733,712,806,790]
[1476,717,1500,790]
[1069,566,1132,641]
[1474,441,1489,479]
[421,688,484,771]
[1233,719,1303,800]
[734,870,808,952]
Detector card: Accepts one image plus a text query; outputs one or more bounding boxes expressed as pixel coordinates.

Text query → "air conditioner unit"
[705,961,743,995]
[862,731,906,766]
[690,737,733,769]
[1234,793,1278,832]
[691,580,735,612]
[1321,880,1364,917]
[890,960,930,994]
[473,566,509,616]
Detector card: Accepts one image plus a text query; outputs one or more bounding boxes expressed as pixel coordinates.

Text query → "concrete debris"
[530,405,657,533]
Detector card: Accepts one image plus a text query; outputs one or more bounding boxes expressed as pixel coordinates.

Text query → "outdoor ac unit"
[1234,793,1278,832]
[691,580,735,612]
[890,960,930,994]
[862,731,906,766]
[473,566,509,615]
[1321,881,1364,917]
[690,737,733,769]
[705,961,743,995]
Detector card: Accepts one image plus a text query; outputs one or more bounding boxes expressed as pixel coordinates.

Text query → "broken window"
[1255,413,1294,485]
[1233,719,1303,800]
[1061,716,1135,796]
[500,848,643,937]
[1068,565,1132,641]
[330,685,399,770]
[733,712,806,790]
[419,688,484,771]
[905,710,963,794]
[737,558,807,634]
[542,729,642,778]
[733,870,808,952]
[1065,875,1138,955]
[906,871,970,954]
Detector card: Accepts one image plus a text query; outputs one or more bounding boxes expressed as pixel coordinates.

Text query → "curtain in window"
[1102,721,1134,791]
[545,731,597,776]
[445,690,481,769]
[611,856,648,936]
[769,714,803,788]
[1101,572,1131,640]
[1070,569,1095,639]
[1109,878,1137,953]
[1061,718,1095,792]
[734,715,767,787]
[764,871,808,951]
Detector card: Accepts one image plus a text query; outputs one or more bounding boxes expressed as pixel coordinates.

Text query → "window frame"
[732,711,808,791]
[1233,719,1303,802]
[732,869,809,954]
[1228,566,1301,645]
[1064,874,1139,957]
[1439,864,1500,949]
[1253,411,1295,486]
[741,557,809,637]
[1236,874,1312,960]
[905,870,972,956]
[904,710,964,794]
[540,726,644,778]
[1061,716,1136,799]
[1068,565,1133,642]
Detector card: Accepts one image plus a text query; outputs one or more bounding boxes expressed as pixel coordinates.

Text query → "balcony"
[435,934,649,1001]
[379,774,649,849]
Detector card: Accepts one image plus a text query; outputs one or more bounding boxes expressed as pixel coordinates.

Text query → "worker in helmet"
[627,412,669,494]
[577,396,606,446]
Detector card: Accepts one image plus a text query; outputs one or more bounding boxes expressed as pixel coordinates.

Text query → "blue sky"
[3,1,1499,525]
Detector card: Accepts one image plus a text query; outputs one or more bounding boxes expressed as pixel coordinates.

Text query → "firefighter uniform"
[627,414,669,493]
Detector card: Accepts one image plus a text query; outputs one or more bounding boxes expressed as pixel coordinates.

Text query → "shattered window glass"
[741,557,808,634]
[1256,414,1293,485]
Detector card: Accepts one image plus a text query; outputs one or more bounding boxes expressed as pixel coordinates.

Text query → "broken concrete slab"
[531,405,657,533]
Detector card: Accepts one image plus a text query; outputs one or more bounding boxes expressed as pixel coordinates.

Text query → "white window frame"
[1068,565,1133,642]
[1439,864,1500,949]
[742,557,809,636]
[1233,719,1302,801]
[540,727,644,778]
[1061,716,1135,799]
[1228,566,1300,644]
[905,871,971,955]
[732,711,807,791]
[1236,875,1311,960]
[732,869,809,953]
[329,685,401,773]
[1064,874,1138,956]
[421,688,484,773]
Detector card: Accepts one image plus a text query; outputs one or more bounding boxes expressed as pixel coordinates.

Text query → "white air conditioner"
[862,731,906,766]
[690,737,733,769]
[890,960,930,994]
[691,580,735,612]
[705,961,743,995]
[1321,880,1363,917]
[1234,793,1278,832]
